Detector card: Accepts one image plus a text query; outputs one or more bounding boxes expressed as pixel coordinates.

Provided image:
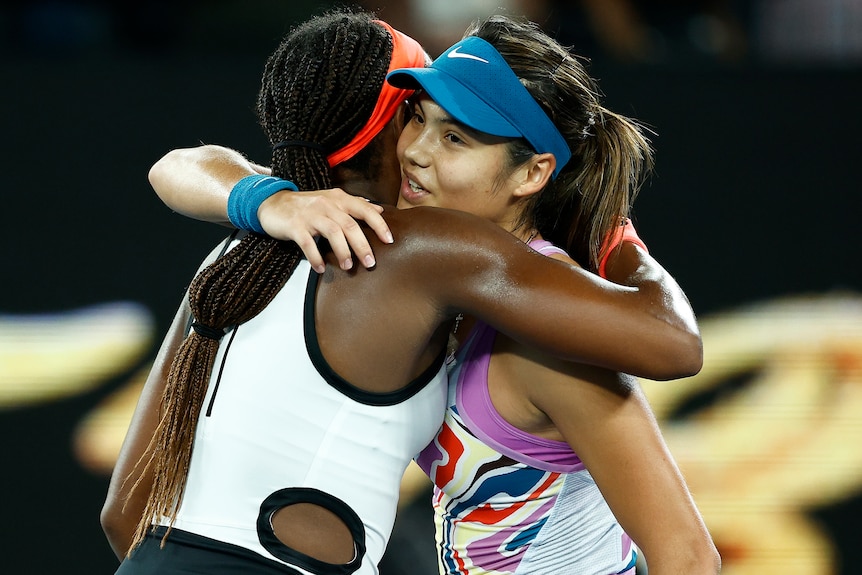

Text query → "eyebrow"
[416,98,484,139]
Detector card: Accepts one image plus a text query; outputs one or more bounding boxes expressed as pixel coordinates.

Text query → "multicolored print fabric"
[424,410,565,573]
[416,315,636,575]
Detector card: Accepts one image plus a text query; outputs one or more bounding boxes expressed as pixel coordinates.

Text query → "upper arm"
[532,369,718,573]
[400,208,701,380]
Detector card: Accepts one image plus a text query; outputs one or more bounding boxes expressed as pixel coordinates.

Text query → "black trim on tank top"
[121,526,305,575]
[205,325,240,417]
[303,268,446,406]
[257,487,365,575]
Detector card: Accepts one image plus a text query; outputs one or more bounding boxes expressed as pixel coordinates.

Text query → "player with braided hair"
[103,8,704,575]
[107,12,431,574]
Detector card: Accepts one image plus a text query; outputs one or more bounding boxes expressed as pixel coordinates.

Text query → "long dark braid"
[127,8,393,553]
[259,10,391,185]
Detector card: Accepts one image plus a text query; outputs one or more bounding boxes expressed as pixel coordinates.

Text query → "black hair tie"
[273,140,326,154]
[191,321,225,340]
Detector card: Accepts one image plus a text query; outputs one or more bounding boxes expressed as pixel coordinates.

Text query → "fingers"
[355,200,393,246]
[323,216,368,271]
[293,235,327,274]
[257,188,394,273]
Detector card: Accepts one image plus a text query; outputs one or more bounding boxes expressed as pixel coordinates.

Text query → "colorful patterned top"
[415,239,638,575]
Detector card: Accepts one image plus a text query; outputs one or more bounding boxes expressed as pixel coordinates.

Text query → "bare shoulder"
[382,205,505,238]
[369,205,588,316]
[379,206,533,267]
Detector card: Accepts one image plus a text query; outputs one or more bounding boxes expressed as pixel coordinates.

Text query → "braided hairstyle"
[466,15,654,271]
[127,8,394,553]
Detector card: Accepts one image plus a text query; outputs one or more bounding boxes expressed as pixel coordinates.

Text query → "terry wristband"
[598,218,649,279]
[227,174,299,234]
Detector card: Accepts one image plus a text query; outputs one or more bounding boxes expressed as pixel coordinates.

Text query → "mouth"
[399,174,430,205]
[408,178,424,194]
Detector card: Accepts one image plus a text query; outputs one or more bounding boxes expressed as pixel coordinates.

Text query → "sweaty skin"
[104,8,710,571]
[104,125,703,564]
[102,202,702,558]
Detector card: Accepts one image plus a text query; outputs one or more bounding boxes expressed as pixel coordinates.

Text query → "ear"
[512,153,555,199]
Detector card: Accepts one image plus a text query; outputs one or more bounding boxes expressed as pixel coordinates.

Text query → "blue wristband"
[227,174,299,234]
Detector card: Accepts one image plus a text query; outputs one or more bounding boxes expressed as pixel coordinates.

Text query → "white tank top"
[166,246,448,575]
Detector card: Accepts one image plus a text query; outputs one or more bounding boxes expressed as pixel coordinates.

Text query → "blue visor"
[387,36,571,179]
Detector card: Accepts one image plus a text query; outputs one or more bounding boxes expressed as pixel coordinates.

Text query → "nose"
[400,125,431,169]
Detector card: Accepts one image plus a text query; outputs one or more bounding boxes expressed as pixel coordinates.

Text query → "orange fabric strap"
[326,21,426,167]
[598,218,649,279]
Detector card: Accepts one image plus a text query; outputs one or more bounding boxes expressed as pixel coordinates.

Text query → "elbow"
[100,498,120,543]
[148,155,171,204]
[708,545,722,575]
[148,145,216,204]
[147,148,185,204]
[645,535,721,575]
[678,544,722,575]
[101,497,132,560]
[677,329,704,378]
[692,538,722,575]
[649,328,704,382]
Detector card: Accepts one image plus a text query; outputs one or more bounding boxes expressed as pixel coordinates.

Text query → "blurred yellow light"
[0,302,154,407]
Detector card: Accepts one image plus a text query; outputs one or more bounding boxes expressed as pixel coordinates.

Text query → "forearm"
[603,241,703,377]
[592,391,720,575]
[149,144,267,225]
[555,383,720,575]
[147,144,392,272]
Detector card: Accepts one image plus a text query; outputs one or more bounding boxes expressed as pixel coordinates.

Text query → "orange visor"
[326,20,426,167]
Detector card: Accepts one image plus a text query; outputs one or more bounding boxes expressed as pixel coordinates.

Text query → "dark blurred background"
[2,1,861,574]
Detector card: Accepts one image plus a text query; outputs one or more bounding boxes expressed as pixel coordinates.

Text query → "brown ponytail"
[565,106,653,269]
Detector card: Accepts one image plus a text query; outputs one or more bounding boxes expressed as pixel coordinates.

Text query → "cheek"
[446,157,512,215]
[458,157,496,190]
[438,165,487,207]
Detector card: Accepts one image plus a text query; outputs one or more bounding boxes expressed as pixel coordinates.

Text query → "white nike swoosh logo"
[447,46,489,63]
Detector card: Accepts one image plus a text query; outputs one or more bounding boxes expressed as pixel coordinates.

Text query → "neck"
[508,221,539,244]
[523,228,540,244]
[332,167,394,205]
[341,179,386,203]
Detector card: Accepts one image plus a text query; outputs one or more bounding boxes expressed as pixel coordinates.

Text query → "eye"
[444,132,464,145]
[409,104,425,125]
